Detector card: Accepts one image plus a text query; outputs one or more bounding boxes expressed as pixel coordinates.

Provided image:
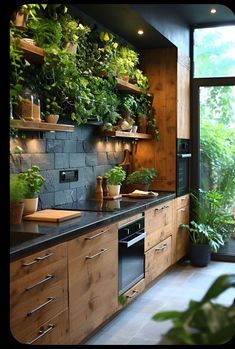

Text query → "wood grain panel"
[118,278,145,310]
[145,236,172,286]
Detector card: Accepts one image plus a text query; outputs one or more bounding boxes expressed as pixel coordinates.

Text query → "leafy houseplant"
[115,46,139,81]
[152,274,235,345]
[18,165,45,215]
[131,68,149,91]
[126,168,157,191]
[10,174,27,224]
[104,166,126,196]
[28,17,63,48]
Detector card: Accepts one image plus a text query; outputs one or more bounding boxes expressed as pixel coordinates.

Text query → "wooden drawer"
[175,204,189,262]
[10,260,68,340]
[145,236,172,286]
[175,194,190,210]
[68,228,118,343]
[10,242,67,282]
[68,223,118,260]
[145,223,172,251]
[145,200,173,233]
[17,308,69,345]
[118,278,145,309]
[118,213,143,228]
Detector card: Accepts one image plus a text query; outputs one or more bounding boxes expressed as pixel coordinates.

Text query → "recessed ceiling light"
[137,29,144,35]
[210,8,217,14]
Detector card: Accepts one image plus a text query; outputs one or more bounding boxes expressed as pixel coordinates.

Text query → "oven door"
[118,230,145,294]
[176,153,191,197]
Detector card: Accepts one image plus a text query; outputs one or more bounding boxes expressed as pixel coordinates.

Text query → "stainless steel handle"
[177,153,192,158]
[155,243,167,251]
[25,274,55,291]
[86,248,108,259]
[27,324,55,344]
[119,232,146,248]
[127,290,139,298]
[85,229,109,240]
[180,208,186,212]
[22,252,53,266]
[27,297,55,316]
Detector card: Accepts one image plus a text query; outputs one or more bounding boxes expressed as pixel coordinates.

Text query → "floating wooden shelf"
[20,39,45,64]
[10,119,74,132]
[115,78,147,94]
[100,130,153,140]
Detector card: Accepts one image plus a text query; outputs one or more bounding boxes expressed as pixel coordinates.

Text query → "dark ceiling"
[69,3,235,50]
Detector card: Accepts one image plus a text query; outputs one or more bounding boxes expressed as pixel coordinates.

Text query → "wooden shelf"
[10,119,74,132]
[100,130,153,140]
[115,78,146,94]
[20,39,45,64]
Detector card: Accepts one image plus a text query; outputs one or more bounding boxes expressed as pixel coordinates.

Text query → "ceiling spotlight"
[137,29,144,35]
[210,8,216,14]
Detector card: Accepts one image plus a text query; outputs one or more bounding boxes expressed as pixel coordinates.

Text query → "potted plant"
[18,165,45,215]
[180,190,227,267]
[135,94,152,133]
[152,273,235,345]
[10,174,27,224]
[126,167,157,191]
[131,68,149,91]
[115,46,139,81]
[43,96,61,123]
[104,166,126,196]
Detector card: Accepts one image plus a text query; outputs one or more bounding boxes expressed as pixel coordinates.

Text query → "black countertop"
[10,191,175,261]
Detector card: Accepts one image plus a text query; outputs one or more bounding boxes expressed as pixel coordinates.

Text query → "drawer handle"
[22,252,53,267]
[85,248,108,259]
[127,290,139,298]
[155,243,167,251]
[180,208,186,212]
[27,324,55,344]
[155,205,169,211]
[85,229,109,240]
[25,274,55,291]
[27,297,55,316]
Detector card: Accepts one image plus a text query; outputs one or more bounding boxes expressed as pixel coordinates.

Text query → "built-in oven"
[118,216,145,295]
[176,138,191,197]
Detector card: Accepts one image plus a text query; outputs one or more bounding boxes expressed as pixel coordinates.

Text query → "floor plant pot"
[189,242,211,267]
[23,197,38,215]
[10,202,24,225]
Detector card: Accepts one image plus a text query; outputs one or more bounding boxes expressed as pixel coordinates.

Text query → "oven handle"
[119,232,146,248]
[177,153,192,158]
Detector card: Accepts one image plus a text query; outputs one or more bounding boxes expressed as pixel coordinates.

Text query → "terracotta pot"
[13,11,28,30]
[45,114,59,124]
[10,202,24,225]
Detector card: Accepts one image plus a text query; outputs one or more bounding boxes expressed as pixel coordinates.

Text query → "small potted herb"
[10,174,27,224]
[43,97,61,124]
[126,167,157,191]
[104,166,126,196]
[18,165,45,215]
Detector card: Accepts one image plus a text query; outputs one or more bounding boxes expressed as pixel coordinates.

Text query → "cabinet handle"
[85,229,109,240]
[22,252,53,267]
[155,205,169,212]
[180,208,186,212]
[127,290,139,298]
[85,248,108,259]
[155,243,167,251]
[25,274,55,291]
[27,297,55,316]
[27,324,55,344]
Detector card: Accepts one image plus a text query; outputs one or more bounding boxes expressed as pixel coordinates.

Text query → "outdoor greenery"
[126,168,157,185]
[152,274,235,345]
[18,165,45,199]
[104,166,126,185]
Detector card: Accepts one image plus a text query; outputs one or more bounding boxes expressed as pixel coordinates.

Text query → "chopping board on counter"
[23,209,82,222]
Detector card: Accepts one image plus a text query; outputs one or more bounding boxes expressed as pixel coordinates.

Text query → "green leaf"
[202,274,235,302]
[152,310,182,321]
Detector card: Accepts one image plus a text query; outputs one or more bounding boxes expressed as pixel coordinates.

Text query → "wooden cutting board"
[23,209,82,222]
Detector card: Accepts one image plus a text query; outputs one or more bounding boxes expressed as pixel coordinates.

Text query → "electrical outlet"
[59,170,78,183]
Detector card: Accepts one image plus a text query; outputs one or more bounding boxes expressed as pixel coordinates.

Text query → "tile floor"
[84,259,235,345]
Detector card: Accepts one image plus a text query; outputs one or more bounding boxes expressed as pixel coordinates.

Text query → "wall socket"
[59,170,79,183]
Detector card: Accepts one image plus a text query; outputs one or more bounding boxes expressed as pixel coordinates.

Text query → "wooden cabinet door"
[68,223,118,344]
[175,204,190,262]
[145,236,172,286]
[177,50,190,139]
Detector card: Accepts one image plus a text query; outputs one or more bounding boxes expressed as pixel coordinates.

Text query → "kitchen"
[9,4,235,346]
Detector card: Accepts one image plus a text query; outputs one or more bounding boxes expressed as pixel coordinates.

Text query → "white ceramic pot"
[108,184,121,197]
[23,197,38,215]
